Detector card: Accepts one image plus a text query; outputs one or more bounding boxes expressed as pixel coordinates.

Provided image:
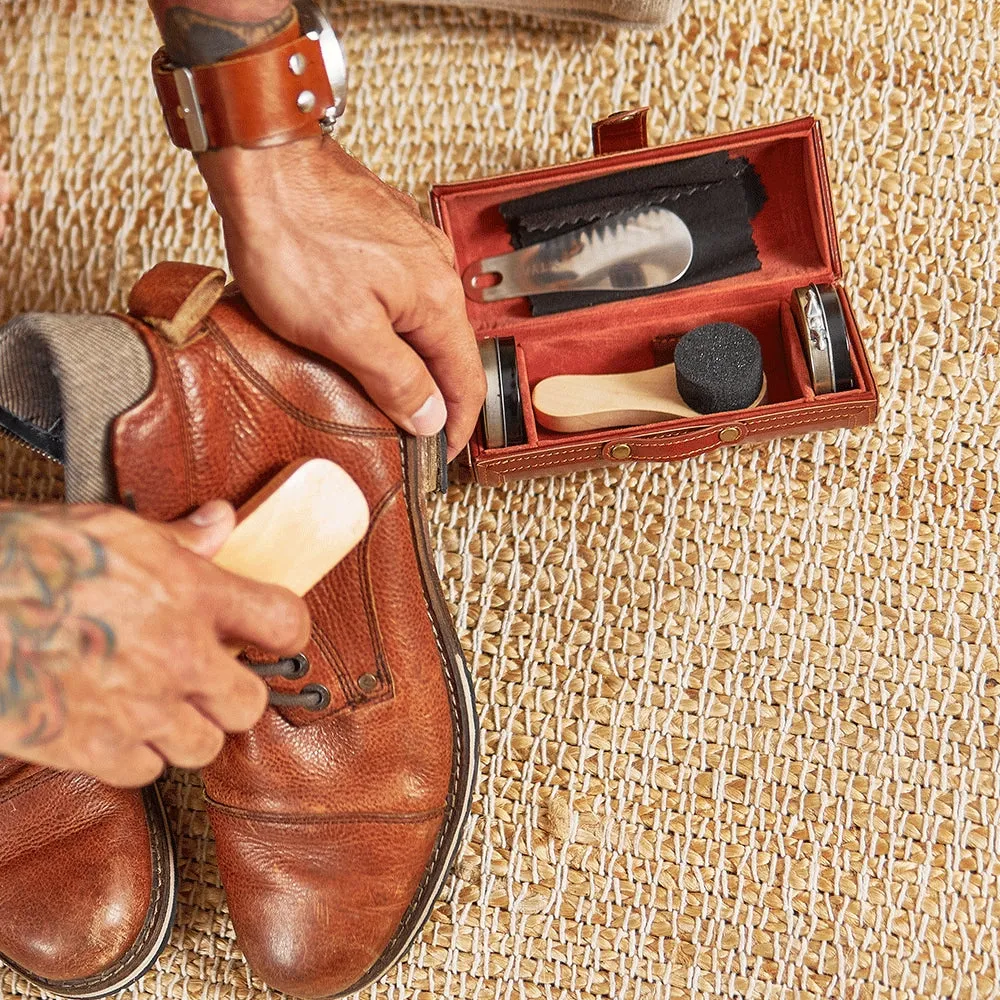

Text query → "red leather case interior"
[431,112,879,485]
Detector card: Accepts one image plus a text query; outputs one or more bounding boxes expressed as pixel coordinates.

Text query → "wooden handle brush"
[532,323,766,433]
[211,458,369,654]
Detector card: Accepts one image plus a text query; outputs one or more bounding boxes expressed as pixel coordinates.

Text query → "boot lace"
[246,653,331,710]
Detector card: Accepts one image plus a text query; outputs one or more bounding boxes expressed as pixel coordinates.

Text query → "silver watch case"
[293,0,349,131]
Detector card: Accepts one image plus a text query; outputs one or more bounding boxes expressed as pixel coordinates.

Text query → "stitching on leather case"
[482,447,605,473]
[484,401,876,473]
[629,403,875,454]
[484,452,605,473]
[487,442,611,463]
[732,401,874,432]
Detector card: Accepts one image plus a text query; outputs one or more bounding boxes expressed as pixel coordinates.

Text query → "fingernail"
[409,394,447,437]
[188,500,230,526]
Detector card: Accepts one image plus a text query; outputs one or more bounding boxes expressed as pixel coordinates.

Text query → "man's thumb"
[164,500,237,558]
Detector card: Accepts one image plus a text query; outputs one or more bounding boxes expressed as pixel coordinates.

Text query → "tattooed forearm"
[153,3,295,65]
[0,510,113,748]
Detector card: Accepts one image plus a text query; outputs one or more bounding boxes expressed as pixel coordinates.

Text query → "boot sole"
[334,435,479,998]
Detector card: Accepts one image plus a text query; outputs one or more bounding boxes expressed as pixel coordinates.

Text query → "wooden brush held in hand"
[212,458,369,654]
[532,322,766,433]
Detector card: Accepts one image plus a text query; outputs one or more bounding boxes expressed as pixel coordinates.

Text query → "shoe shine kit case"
[431,110,879,486]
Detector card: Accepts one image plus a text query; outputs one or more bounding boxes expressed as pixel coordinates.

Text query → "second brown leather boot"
[0,436,177,999]
[109,262,478,999]
[0,763,177,998]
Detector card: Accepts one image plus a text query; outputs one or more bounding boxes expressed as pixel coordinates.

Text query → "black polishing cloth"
[500,151,766,316]
[674,323,763,414]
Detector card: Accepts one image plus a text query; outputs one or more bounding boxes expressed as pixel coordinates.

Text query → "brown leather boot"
[109,262,478,999]
[0,436,178,999]
[0,764,177,998]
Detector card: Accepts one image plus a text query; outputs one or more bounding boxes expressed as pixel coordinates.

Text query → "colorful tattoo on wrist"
[160,4,295,66]
[0,510,113,748]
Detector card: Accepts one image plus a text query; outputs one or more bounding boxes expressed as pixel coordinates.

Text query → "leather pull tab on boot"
[127,261,227,347]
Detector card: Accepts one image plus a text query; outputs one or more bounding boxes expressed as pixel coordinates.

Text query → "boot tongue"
[0,313,152,504]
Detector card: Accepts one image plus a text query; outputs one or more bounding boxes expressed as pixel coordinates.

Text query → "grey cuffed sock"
[0,313,153,504]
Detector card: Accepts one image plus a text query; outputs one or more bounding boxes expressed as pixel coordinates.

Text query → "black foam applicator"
[674,322,763,414]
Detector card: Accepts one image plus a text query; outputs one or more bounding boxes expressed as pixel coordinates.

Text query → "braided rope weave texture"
[1,1,998,998]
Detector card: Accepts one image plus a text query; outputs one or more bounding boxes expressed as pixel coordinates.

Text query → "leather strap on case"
[470,394,877,484]
[591,108,650,156]
[469,424,742,484]
[601,424,746,462]
[127,261,227,347]
[152,30,335,151]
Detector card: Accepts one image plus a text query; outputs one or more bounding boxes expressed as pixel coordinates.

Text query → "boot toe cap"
[209,806,446,999]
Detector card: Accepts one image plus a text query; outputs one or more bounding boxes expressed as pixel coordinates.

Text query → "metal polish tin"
[792,284,855,395]
[478,337,527,450]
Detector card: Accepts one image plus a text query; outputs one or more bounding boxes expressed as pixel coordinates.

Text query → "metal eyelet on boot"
[282,653,310,680]
[246,653,310,680]
[300,684,331,711]
[249,655,326,710]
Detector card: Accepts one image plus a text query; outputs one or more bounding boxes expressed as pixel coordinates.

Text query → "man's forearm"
[149,1,293,66]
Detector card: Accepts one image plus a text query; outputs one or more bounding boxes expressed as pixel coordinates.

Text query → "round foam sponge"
[674,322,764,414]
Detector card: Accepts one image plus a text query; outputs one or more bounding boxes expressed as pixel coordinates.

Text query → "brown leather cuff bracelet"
[152,0,347,153]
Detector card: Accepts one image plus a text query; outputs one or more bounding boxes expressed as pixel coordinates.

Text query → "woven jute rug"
[2,1,999,998]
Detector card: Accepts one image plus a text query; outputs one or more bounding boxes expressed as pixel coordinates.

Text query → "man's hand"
[147,1,486,457]
[0,501,310,787]
[198,139,486,459]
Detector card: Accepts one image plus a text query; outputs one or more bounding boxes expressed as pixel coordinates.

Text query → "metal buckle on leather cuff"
[162,0,346,153]
[293,0,348,130]
[172,67,210,153]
